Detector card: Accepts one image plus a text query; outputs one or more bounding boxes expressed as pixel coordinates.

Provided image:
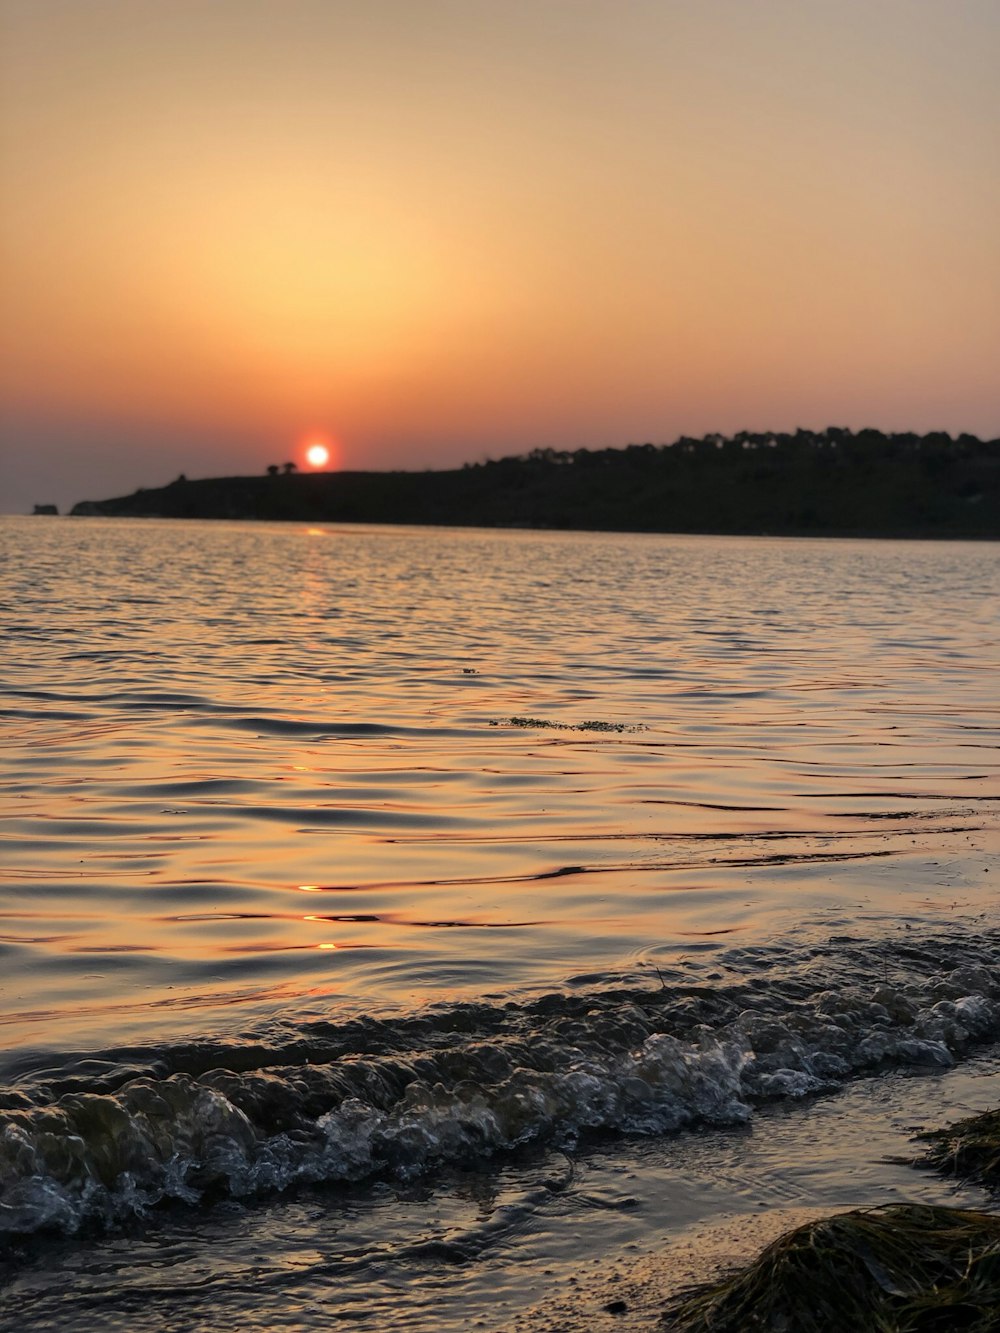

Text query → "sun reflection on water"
[1,519,997,1048]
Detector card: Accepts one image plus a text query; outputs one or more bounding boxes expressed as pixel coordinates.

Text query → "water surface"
[1,518,998,1326]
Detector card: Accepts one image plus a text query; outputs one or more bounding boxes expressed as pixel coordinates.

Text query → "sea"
[1,516,999,1330]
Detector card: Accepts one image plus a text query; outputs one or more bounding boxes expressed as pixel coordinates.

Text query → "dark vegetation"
[70,427,1000,536]
[665,1205,1000,1332]
[917,1106,1000,1190]
[664,1105,1000,1331]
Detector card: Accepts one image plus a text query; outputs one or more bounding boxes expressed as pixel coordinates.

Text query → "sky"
[1,0,998,514]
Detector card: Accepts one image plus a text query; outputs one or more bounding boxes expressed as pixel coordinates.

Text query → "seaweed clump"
[918,1107,1000,1189]
[665,1204,1000,1332]
[489,716,645,733]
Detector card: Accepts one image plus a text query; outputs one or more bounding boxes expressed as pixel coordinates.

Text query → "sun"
[305,442,330,469]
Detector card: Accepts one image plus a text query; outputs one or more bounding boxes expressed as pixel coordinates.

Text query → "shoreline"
[505,1207,828,1332]
[18,511,1000,543]
[59,427,1000,540]
[500,1051,1000,1332]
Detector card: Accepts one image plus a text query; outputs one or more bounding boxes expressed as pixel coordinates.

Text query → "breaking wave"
[4,925,1000,1240]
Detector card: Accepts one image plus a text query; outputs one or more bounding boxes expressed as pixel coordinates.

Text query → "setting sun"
[305,443,330,469]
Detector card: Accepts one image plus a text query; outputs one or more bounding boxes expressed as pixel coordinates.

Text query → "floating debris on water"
[489,716,647,733]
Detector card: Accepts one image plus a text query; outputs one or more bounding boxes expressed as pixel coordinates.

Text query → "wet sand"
[503,1208,828,1331]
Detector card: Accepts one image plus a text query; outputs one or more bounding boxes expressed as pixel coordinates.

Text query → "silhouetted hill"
[70,428,1000,537]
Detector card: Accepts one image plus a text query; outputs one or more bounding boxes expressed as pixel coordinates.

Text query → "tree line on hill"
[70,426,1000,537]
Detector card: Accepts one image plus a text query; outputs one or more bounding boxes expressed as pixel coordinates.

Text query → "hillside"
[70,428,1000,537]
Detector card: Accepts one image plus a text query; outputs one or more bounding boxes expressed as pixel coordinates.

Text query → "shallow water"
[1,517,998,1325]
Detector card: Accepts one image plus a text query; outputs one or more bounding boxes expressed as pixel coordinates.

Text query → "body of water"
[2,517,998,1328]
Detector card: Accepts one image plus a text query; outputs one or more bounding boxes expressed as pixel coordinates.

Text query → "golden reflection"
[7,520,998,1059]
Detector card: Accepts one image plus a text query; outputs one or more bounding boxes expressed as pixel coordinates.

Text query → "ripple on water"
[0,520,997,1052]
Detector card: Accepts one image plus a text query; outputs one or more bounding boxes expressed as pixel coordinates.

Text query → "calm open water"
[1,517,999,1329]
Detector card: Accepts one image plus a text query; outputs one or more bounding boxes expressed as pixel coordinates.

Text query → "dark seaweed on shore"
[917,1107,1000,1191]
[664,1204,1000,1333]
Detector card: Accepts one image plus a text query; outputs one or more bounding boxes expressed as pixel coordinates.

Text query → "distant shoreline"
[66,429,1000,540]
[51,509,1000,543]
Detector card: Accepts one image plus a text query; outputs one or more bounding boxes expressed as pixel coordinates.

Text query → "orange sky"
[2,0,998,512]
